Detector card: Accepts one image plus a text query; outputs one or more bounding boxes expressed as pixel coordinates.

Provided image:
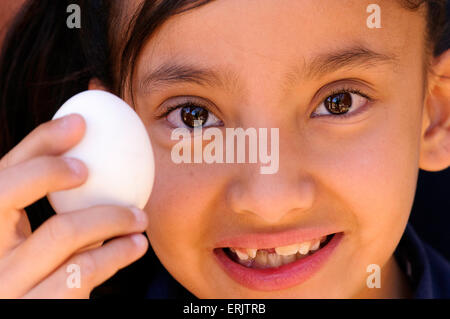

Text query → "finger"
[77,241,105,253]
[0,114,85,171]
[22,233,148,299]
[0,206,148,297]
[0,155,88,211]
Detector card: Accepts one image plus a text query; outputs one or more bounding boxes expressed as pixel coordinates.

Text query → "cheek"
[145,151,208,244]
[292,100,422,295]
[143,143,232,284]
[310,100,422,260]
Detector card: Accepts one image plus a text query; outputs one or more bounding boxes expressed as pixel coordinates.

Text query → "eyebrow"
[302,45,398,80]
[138,45,399,93]
[139,61,235,93]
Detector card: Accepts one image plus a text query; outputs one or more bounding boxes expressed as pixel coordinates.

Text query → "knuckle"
[120,207,140,227]
[102,205,138,228]
[28,157,56,185]
[30,156,54,173]
[0,152,11,171]
[101,241,132,274]
[76,251,98,285]
[36,121,50,132]
[36,119,69,151]
[33,156,71,179]
[36,120,55,136]
[115,235,146,262]
[113,238,133,258]
[33,123,54,148]
[46,214,76,243]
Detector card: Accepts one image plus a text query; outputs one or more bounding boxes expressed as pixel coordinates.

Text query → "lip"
[214,232,343,291]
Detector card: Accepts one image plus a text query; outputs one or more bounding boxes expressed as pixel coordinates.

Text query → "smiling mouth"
[221,234,334,269]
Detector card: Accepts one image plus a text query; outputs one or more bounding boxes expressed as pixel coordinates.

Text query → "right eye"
[166,102,223,129]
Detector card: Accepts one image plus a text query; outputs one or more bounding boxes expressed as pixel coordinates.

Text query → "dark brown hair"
[0,0,215,229]
[0,0,448,170]
[402,0,449,55]
[117,0,449,100]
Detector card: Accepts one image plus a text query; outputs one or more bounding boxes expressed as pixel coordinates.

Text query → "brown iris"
[181,105,209,128]
[324,92,352,114]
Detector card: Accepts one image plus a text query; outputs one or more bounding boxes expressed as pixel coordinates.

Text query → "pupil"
[324,92,352,114]
[181,105,209,128]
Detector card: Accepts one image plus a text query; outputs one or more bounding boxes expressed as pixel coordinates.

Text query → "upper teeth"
[230,236,327,264]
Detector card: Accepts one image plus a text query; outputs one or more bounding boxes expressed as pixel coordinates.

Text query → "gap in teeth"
[228,235,330,268]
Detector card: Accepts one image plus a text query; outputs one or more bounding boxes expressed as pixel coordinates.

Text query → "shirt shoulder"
[395,223,450,298]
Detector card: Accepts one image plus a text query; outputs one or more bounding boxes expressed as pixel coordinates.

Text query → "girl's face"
[127,0,430,298]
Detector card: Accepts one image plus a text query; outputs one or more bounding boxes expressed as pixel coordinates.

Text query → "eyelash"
[156,87,373,123]
[312,87,373,120]
[157,101,211,121]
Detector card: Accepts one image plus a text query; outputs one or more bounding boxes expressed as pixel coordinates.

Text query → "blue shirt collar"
[394,223,450,298]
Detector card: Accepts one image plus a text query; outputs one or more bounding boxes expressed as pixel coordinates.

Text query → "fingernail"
[131,233,148,247]
[57,114,83,130]
[129,206,147,225]
[56,114,73,128]
[63,157,86,177]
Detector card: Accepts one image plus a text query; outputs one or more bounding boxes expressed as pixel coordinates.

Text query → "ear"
[88,78,109,91]
[419,49,450,172]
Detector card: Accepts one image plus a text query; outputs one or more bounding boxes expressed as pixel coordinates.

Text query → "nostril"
[226,177,315,224]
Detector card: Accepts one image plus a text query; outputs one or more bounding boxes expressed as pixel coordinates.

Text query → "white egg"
[47,90,155,214]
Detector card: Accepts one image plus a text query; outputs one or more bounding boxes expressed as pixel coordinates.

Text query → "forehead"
[131,0,427,90]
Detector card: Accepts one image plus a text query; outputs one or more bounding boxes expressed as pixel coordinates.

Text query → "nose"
[227,158,315,224]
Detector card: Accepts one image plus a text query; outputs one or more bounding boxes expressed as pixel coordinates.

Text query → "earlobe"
[419,50,450,172]
[88,78,109,91]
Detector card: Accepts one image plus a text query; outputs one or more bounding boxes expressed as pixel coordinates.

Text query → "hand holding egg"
[0,91,152,297]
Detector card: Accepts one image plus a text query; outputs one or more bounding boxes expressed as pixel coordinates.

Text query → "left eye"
[312,91,369,118]
[166,103,223,128]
